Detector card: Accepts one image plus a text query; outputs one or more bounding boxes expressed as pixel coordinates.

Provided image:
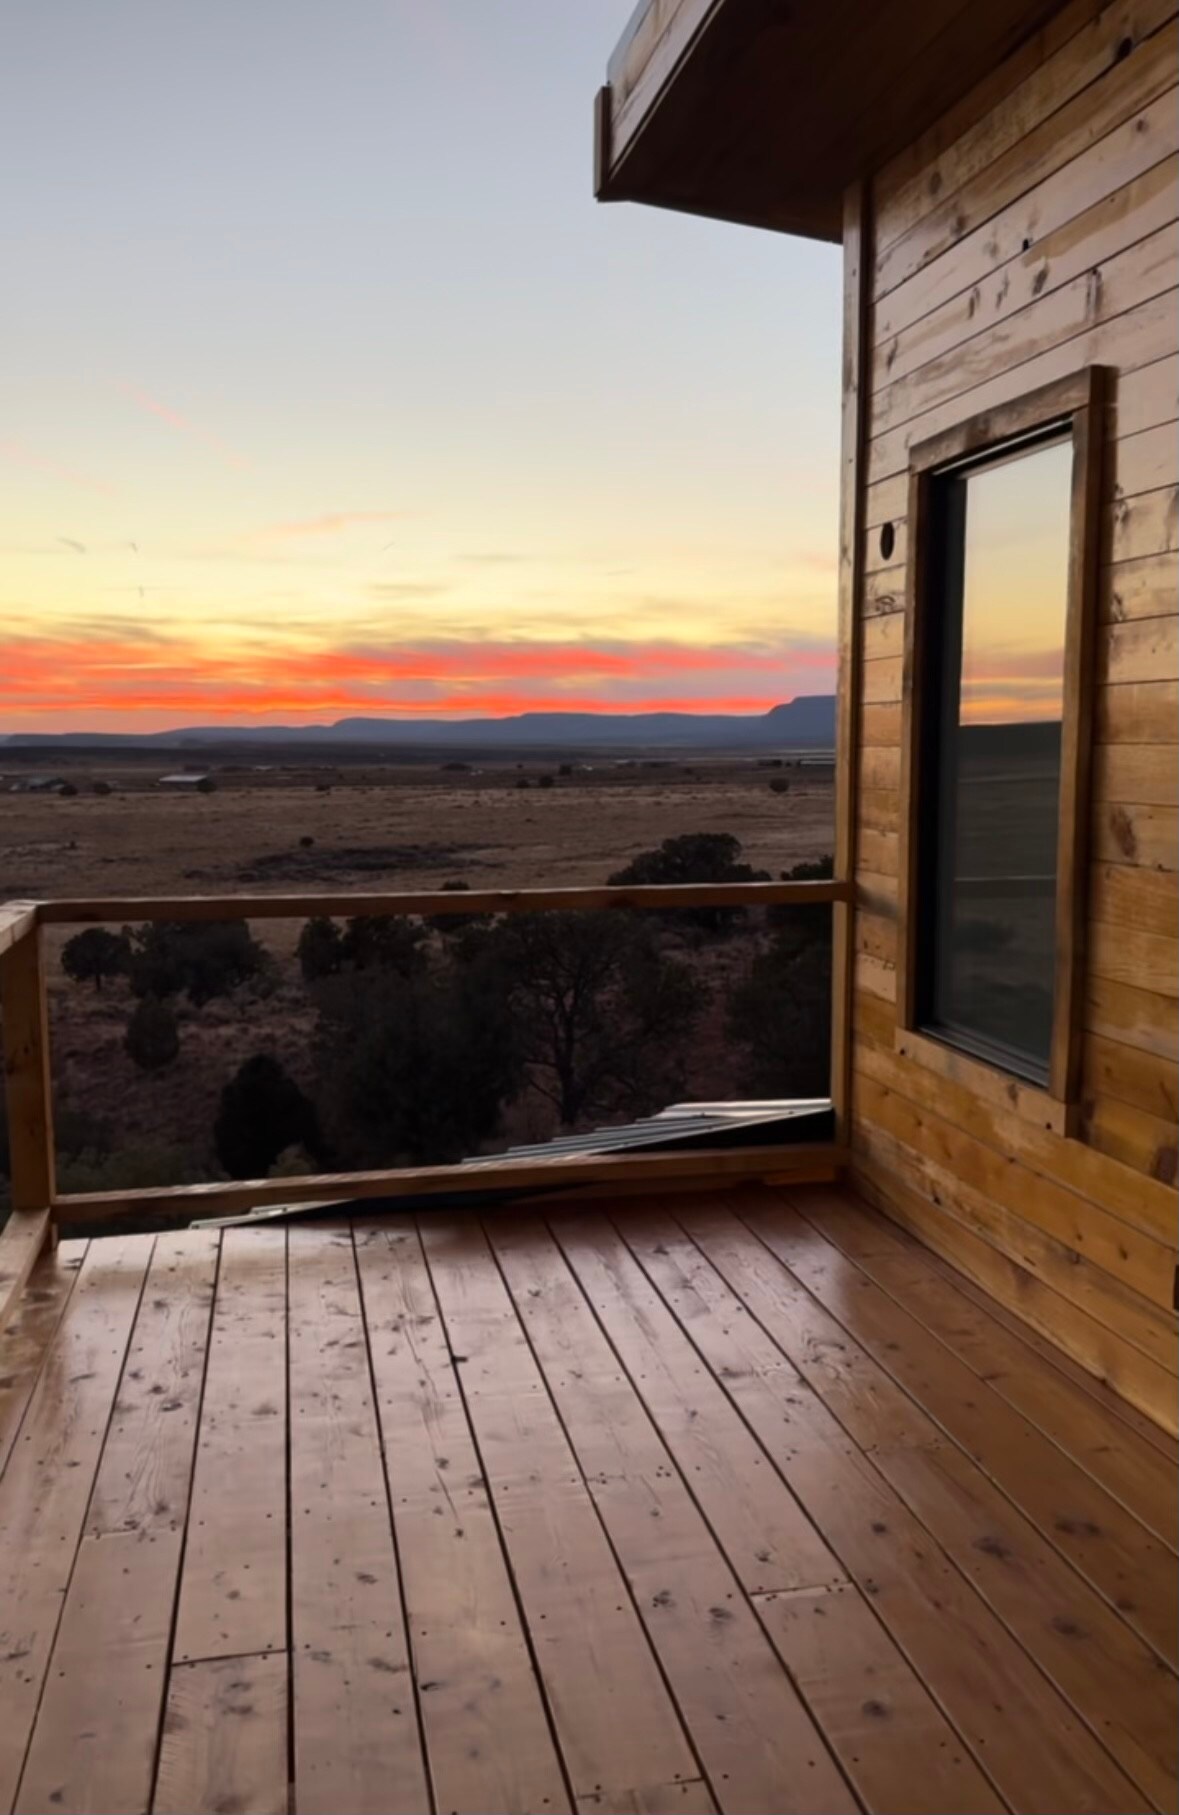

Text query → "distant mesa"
[2,695,837,751]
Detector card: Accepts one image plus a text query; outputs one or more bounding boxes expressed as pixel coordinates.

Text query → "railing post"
[1,918,56,1214]
[830,177,872,1150]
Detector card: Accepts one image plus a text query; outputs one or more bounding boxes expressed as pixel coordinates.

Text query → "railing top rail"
[0,900,41,956]
[33,878,849,926]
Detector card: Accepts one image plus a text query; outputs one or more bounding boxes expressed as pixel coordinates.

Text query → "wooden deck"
[0,1182,1175,1815]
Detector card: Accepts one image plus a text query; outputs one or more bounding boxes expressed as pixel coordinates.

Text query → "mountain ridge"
[3,694,837,750]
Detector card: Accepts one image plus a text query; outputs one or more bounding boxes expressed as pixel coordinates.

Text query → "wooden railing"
[0,880,850,1261]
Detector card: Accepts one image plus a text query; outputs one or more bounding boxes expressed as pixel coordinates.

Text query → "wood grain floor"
[0,1182,1174,1815]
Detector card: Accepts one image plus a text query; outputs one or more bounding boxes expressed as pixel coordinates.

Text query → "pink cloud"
[119,383,249,471]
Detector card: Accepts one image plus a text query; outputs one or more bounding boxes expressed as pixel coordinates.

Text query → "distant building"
[158,772,211,788]
[7,775,66,794]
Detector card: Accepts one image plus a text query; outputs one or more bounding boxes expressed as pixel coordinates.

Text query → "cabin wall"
[847,0,1178,1430]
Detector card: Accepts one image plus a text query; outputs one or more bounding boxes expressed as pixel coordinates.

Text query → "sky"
[960,439,1070,725]
[1,2,844,733]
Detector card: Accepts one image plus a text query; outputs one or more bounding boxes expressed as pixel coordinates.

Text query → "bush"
[609,832,770,935]
[299,834,315,848]
[314,955,521,1166]
[93,779,113,796]
[727,931,831,1098]
[214,1054,324,1179]
[61,927,131,993]
[769,778,791,794]
[297,915,346,982]
[429,879,488,936]
[472,911,707,1126]
[538,774,555,789]
[59,781,78,798]
[195,776,217,794]
[130,919,268,1006]
[515,777,531,789]
[125,997,180,1070]
[342,915,427,975]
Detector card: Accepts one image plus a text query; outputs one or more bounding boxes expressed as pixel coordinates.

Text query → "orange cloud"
[1,629,836,729]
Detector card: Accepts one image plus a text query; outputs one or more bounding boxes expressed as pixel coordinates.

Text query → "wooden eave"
[596,0,1073,238]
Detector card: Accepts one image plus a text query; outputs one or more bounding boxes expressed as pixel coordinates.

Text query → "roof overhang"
[596,0,1072,239]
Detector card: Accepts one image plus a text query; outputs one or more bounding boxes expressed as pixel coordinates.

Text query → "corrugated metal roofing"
[466,1098,831,1164]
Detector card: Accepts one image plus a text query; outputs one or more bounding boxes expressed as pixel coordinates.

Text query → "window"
[896,369,1105,1103]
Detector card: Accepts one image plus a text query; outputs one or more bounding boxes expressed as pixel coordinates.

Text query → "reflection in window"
[917,432,1072,1082]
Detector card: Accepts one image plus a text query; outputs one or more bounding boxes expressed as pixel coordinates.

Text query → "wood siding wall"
[847,0,1179,1431]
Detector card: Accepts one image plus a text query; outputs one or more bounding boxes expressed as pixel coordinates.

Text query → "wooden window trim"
[895,366,1108,1114]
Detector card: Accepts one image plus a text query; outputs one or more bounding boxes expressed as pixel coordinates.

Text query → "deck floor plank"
[791,1186,1179,1548]
[490,1212,858,1815]
[288,1224,432,1815]
[627,1203,1152,1815]
[685,1197,1179,1815]
[0,1240,87,1480]
[153,1652,288,1815]
[0,1182,1173,1815]
[755,1583,1005,1815]
[172,1228,288,1666]
[750,1191,1179,1667]
[0,1235,153,1812]
[421,1213,703,1815]
[549,1211,848,1598]
[16,1231,219,1815]
[355,1217,573,1815]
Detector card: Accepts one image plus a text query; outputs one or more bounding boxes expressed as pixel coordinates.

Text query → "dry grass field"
[1,750,835,1204]
[3,750,834,911]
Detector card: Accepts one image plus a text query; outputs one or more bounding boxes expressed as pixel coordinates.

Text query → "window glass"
[919,433,1072,1081]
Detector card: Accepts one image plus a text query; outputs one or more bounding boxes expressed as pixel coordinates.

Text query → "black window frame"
[894,367,1106,1109]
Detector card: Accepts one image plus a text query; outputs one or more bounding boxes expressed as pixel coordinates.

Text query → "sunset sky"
[1,2,846,733]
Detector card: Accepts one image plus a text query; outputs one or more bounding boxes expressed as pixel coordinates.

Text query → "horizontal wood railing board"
[51,1141,844,1225]
[34,878,848,927]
